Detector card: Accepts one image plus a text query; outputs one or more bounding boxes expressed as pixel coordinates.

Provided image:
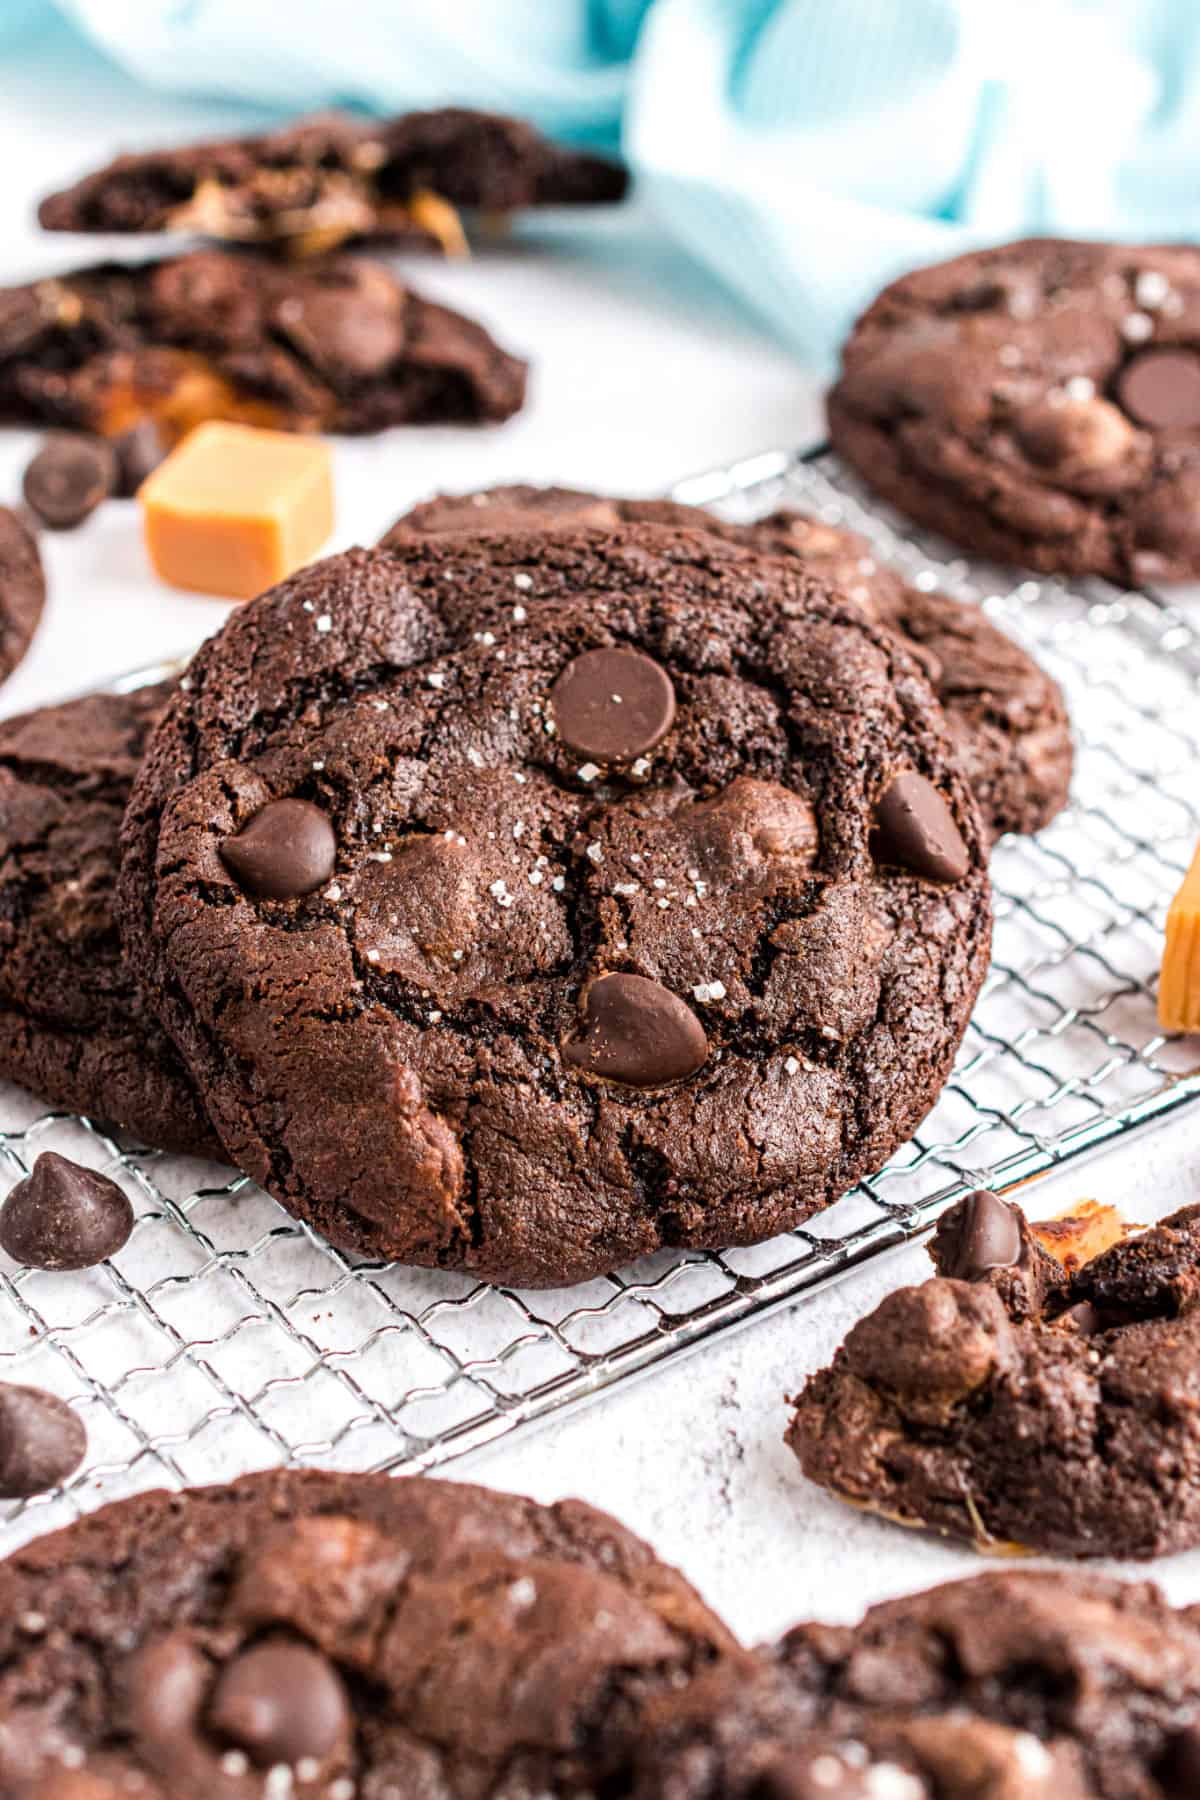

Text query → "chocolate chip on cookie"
[118,527,990,1286]
[384,482,1073,840]
[788,1192,1200,1557]
[829,238,1200,583]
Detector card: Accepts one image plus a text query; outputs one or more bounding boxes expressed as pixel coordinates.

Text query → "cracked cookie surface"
[0,684,218,1156]
[39,107,627,255]
[385,483,1073,840]
[633,1568,1200,1800]
[118,527,990,1286]
[0,507,45,691]
[788,1192,1200,1558]
[829,238,1200,583]
[0,250,526,441]
[0,1467,732,1798]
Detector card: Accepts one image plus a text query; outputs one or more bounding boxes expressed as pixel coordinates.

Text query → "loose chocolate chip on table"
[550,646,676,763]
[564,972,708,1087]
[0,1152,133,1270]
[22,432,116,529]
[937,1189,1022,1280]
[1117,349,1200,431]
[220,797,337,900]
[208,1638,349,1767]
[112,420,170,496]
[872,771,970,883]
[0,1380,86,1497]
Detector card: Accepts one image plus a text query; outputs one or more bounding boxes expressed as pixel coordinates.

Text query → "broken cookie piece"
[0,251,527,442]
[39,108,627,256]
[787,1190,1200,1558]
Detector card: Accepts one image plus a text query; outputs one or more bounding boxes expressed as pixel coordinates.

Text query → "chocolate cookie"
[0,683,217,1156]
[828,238,1200,584]
[118,528,991,1286]
[634,1568,1200,1800]
[787,1190,1200,1558]
[0,507,45,690]
[0,250,526,443]
[384,484,1073,839]
[39,106,627,256]
[0,1467,731,1797]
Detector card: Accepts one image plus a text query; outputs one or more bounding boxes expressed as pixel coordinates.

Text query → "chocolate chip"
[22,433,115,529]
[939,1190,1022,1281]
[1158,1721,1200,1796]
[220,798,337,900]
[563,972,708,1087]
[872,771,969,883]
[112,420,170,497]
[0,1381,86,1497]
[550,647,676,763]
[0,1153,133,1270]
[274,275,405,380]
[208,1638,349,1768]
[1117,349,1200,430]
[1015,395,1135,472]
[1055,1300,1101,1336]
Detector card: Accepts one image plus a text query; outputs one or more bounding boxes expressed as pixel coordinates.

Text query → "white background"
[3,23,1200,1648]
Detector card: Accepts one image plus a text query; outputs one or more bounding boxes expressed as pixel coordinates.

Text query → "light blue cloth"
[11,1,1200,365]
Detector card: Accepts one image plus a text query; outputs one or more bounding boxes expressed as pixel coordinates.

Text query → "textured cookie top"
[0,1468,732,1797]
[119,528,990,1286]
[385,483,1073,840]
[0,506,45,690]
[0,251,526,438]
[788,1192,1200,1559]
[39,107,627,252]
[0,685,217,1155]
[829,238,1200,583]
[637,1567,1200,1800]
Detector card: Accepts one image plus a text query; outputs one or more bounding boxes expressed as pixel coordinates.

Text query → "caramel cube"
[1160,840,1200,1032]
[139,421,333,599]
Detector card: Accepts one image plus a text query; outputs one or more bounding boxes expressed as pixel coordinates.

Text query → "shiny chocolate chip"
[939,1190,1022,1281]
[0,1382,86,1497]
[550,647,676,763]
[872,771,969,883]
[0,1152,133,1271]
[208,1638,349,1768]
[563,972,708,1087]
[220,798,336,900]
[1117,349,1200,430]
[23,433,115,530]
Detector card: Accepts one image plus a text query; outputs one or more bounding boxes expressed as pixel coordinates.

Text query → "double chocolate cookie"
[39,106,627,256]
[0,683,217,1155]
[830,238,1200,584]
[0,250,527,442]
[634,1568,1200,1799]
[0,1468,732,1797]
[385,483,1073,840]
[788,1190,1200,1558]
[0,507,45,691]
[118,527,991,1285]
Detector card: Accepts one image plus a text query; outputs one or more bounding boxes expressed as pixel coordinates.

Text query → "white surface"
[3,33,1200,1650]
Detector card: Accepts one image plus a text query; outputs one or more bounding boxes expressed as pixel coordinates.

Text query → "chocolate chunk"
[208,1638,349,1767]
[22,433,115,529]
[273,267,406,379]
[112,420,170,497]
[1015,394,1136,473]
[0,1152,133,1270]
[0,1381,86,1496]
[872,771,969,883]
[220,798,336,900]
[937,1190,1022,1279]
[550,647,676,763]
[1055,1299,1100,1336]
[1118,349,1200,430]
[563,972,708,1087]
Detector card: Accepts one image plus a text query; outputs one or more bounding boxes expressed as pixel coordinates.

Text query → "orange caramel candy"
[139,422,333,600]
[1160,840,1200,1033]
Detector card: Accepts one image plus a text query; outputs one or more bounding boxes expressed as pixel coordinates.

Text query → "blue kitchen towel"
[15,0,1200,364]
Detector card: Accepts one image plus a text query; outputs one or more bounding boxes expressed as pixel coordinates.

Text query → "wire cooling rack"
[2,444,1199,1548]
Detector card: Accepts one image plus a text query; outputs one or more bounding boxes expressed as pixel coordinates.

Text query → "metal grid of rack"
[2,444,1198,1548]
